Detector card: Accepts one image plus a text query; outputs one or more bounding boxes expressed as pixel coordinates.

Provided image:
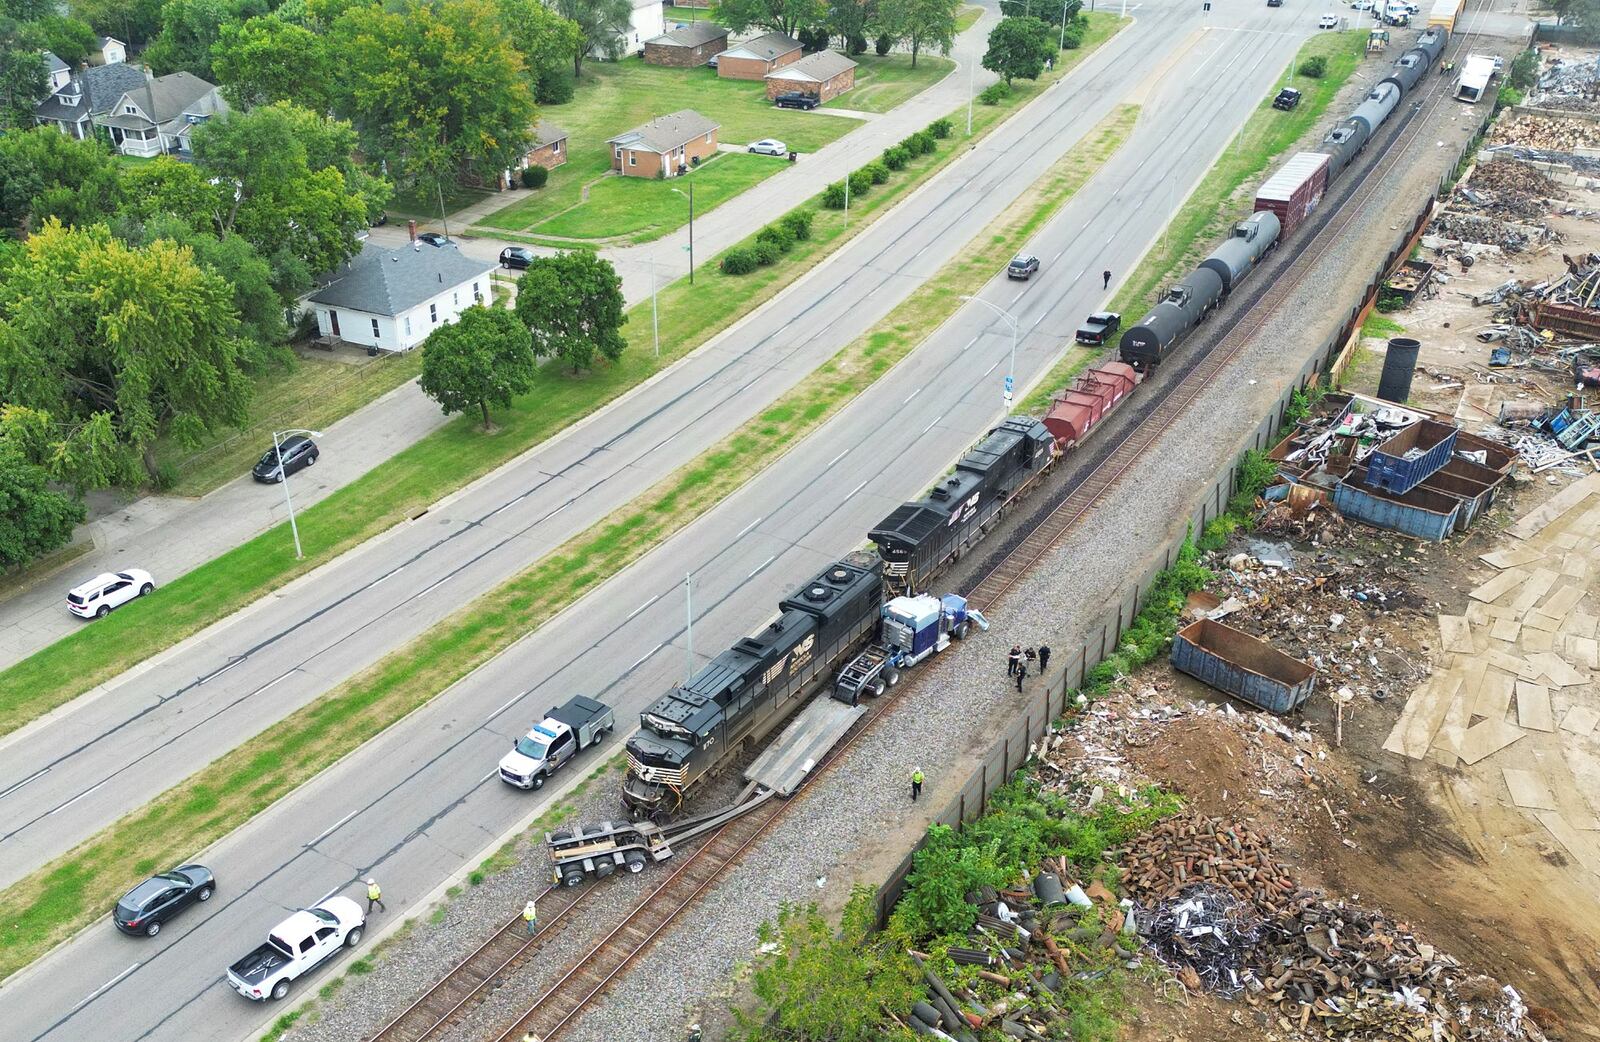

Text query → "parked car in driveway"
[68,569,155,619]
[500,246,535,269]
[252,434,318,483]
[1075,312,1122,345]
[114,865,215,937]
[417,232,449,247]
[748,138,787,156]
[1006,255,1040,280]
[773,92,818,110]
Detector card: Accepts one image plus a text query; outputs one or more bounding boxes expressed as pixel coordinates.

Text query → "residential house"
[94,70,228,157]
[607,109,719,178]
[716,31,802,80]
[501,121,569,189]
[599,0,664,57]
[90,36,127,65]
[306,239,497,353]
[42,52,71,93]
[34,60,148,141]
[764,49,856,103]
[643,21,729,67]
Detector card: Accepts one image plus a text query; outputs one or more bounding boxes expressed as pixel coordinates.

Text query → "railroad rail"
[969,28,1487,608]
[366,29,1489,1042]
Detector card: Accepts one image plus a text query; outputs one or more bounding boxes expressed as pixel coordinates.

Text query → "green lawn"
[474,57,860,242]
[826,53,956,113]
[662,3,715,21]
[955,3,984,33]
[386,183,493,222]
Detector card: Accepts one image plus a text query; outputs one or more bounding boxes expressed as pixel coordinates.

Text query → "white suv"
[67,569,155,618]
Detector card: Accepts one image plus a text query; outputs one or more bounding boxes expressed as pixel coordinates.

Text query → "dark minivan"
[253,435,319,483]
[114,865,216,937]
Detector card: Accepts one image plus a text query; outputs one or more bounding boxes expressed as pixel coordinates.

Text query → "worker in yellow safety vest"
[523,897,538,935]
[366,879,385,914]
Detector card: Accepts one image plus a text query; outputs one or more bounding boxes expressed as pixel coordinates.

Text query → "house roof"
[44,51,69,74]
[721,31,801,62]
[607,109,719,152]
[308,241,496,317]
[535,120,569,146]
[766,49,856,82]
[35,61,148,123]
[648,21,728,47]
[97,36,125,50]
[116,71,224,125]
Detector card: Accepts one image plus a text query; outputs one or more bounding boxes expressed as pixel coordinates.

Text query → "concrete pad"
[1552,532,1581,550]
[1561,611,1599,640]
[1507,473,1600,540]
[1438,615,1475,655]
[1561,552,1590,581]
[1538,584,1587,621]
[1383,673,1464,760]
[1562,705,1600,736]
[1509,569,1560,617]
[1527,650,1588,689]
[1490,617,1522,643]
[1473,671,1516,722]
[1516,681,1555,732]
[1481,602,1518,621]
[1481,546,1544,570]
[1486,650,1542,681]
[1460,718,1527,765]
[1429,690,1473,768]
[1469,567,1527,604]
[1521,628,1555,653]
[1503,768,1559,810]
[1523,612,1561,634]
[1534,810,1600,875]
[1562,636,1599,670]
[1465,601,1491,626]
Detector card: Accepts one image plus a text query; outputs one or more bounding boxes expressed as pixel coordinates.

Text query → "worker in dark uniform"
[1102,269,1112,290]
[1014,661,1027,692]
[1037,644,1051,675]
[1007,645,1022,676]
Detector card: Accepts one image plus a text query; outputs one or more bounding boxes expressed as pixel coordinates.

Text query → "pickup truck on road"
[499,695,615,790]
[226,896,365,1001]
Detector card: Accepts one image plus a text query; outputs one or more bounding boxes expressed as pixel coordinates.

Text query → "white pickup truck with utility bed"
[226,896,365,1001]
[499,695,615,789]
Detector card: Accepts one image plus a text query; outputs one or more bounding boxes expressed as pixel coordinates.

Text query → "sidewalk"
[0,6,1003,670]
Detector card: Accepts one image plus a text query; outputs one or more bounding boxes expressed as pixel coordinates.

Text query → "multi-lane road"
[0,5,1315,1040]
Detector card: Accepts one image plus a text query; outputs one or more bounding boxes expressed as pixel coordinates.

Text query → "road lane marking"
[735,516,765,539]
[198,659,239,685]
[960,336,978,352]
[747,555,775,579]
[982,359,1000,377]
[827,449,849,466]
[0,767,50,801]
[255,670,296,696]
[415,576,449,599]
[903,388,920,404]
[309,809,359,847]
[49,780,106,815]
[74,963,139,1012]
[625,592,663,620]
[629,643,665,672]
[921,414,944,435]
[488,693,523,721]
[848,479,869,498]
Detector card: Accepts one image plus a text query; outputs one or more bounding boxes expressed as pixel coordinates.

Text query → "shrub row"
[820,118,948,211]
[719,209,815,274]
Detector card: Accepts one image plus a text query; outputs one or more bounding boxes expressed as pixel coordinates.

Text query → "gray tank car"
[1198,211,1281,295]
[1350,81,1401,137]
[1318,118,1369,180]
[1380,49,1429,96]
[1118,266,1225,371]
[1414,26,1448,64]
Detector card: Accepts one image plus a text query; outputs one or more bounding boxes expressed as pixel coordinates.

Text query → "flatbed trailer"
[547,789,773,886]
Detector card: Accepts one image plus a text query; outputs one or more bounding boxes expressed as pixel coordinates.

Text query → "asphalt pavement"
[0,5,1316,1041]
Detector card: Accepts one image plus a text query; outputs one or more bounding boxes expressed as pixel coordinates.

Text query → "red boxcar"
[1253,152,1329,235]
[1042,362,1141,448]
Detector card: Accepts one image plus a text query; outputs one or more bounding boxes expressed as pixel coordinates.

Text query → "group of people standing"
[1006,643,1050,692]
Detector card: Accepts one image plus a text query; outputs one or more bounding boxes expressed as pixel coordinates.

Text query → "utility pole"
[967,57,975,135]
[684,572,694,682]
[651,250,660,357]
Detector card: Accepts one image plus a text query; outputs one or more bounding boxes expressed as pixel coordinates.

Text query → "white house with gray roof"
[94,70,227,157]
[307,241,497,353]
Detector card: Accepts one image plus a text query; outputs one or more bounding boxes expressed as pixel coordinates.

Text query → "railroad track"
[970,29,1487,608]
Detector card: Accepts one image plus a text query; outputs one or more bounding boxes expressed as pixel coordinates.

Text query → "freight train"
[623,27,1453,819]
[1119,25,1449,372]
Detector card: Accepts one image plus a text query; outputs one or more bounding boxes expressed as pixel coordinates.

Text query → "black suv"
[1272,87,1301,111]
[774,92,819,110]
[252,435,319,483]
[114,865,215,937]
[500,246,535,269]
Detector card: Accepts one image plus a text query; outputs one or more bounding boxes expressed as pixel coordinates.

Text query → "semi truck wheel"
[625,852,646,873]
[562,866,586,887]
[884,668,900,687]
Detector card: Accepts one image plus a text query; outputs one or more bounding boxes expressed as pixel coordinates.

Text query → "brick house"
[643,21,729,66]
[608,110,719,178]
[524,121,569,170]
[715,31,802,80]
[764,49,857,103]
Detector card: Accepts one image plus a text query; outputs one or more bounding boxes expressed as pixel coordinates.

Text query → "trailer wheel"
[562,867,586,887]
[870,678,886,698]
[625,852,647,873]
[595,860,615,879]
[883,668,900,687]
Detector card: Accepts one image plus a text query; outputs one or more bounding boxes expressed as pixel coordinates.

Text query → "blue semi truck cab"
[832,593,987,703]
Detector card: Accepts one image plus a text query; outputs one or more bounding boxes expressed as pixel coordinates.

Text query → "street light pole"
[684,572,694,682]
[651,249,660,357]
[272,427,324,560]
[966,56,974,135]
[960,295,1020,409]
[1059,0,1068,51]
[672,184,696,284]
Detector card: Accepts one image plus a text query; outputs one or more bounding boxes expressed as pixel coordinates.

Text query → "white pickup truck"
[499,695,615,790]
[226,896,365,1001]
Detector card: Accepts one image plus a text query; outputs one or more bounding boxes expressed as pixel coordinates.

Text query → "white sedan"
[748,138,788,156]
[1318,13,1339,26]
[67,568,155,619]
[1349,0,1374,9]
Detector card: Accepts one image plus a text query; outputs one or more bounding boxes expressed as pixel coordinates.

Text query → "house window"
[404,316,412,336]
[473,281,482,303]
[552,140,561,154]
[453,289,459,306]
[370,318,380,338]
[430,303,438,324]
[123,104,135,114]
[628,152,636,167]
[704,132,712,143]
[614,146,622,160]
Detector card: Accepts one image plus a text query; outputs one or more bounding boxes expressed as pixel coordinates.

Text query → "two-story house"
[34,60,149,141]
[93,70,228,157]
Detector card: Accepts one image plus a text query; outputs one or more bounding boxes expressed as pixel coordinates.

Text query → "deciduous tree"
[982,15,1051,85]
[418,305,536,429]
[0,127,122,232]
[716,0,826,37]
[0,15,47,130]
[327,0,536,196]
[0,221,252,482]
[68,0,166,45]
[35,14,98,64]
[998,0,1079,25]
[550,0,631,76]
[879,0,957,66]
[0,447,85,569]
[494,0,583,83]
[828,0,878,51]
[212,15,333,110]
[513,251,627,373]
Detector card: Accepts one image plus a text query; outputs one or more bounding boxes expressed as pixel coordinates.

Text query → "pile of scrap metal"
[1477,390,1600,472]
[1451,159,1565,223]
[1265,393,1513,542]
[1482,142,1600,176]
[1123,813,1549,1041]
[896,865,1141,1041]
[1424,212,1557,254]
[1471,253,1600,346]
[1530,54,1600,108]
[1381,258,1440,305]
[1490,110,1600,151]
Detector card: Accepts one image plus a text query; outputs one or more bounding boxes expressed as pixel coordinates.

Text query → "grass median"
[0,11,1128,741]
[0,90,1139,987]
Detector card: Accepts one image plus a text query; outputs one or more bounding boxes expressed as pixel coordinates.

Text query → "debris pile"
[1483,142,1600,177]
[1120,813,1547,1041]
[1530,54,1600,108]
[1489,110,1600,151]
[1453,161,1564,222]
[1468,159,1561,198]
[1427,212,1556,253]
